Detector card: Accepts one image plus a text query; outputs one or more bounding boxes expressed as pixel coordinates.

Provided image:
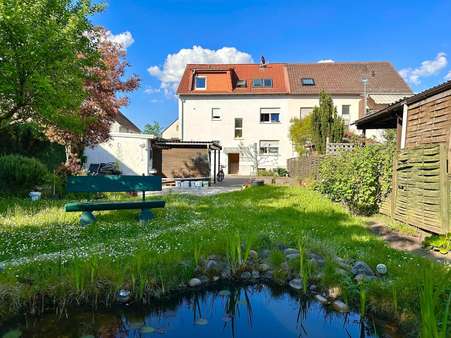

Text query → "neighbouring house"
[161,119,180,139]
[175,61,412,175]
[84,112,222,181]
[355,80,451,234]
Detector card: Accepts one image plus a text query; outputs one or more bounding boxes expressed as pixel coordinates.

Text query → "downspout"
[400,103,408,149]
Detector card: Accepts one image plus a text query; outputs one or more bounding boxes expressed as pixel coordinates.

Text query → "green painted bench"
[64,175,165,226]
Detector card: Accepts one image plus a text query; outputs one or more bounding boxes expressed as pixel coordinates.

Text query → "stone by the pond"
[251,270,260,279]
[249,250,258,259]
[376,263,387,275]
[240,271,252,280]
[258,263,270,272]
[206,259,219,272]
[327,287,341,299]
[284,248,299,256]
[332,300,350,313]
[259,249,270,258]
[219,290,231,297]
[199,275,209,283]
[221,269,232,280]
[351,261,375,277]
[195,318,208,325]
[117,289,131,303]
[289,278,303,290]
[308,252,325,264]
[262,270,273,280]
[354,273,376,283]
[140,326,155,333]
[188,278,202,287]
[309,284,318,292]
[315,294,328,304]
[286,253,300,261]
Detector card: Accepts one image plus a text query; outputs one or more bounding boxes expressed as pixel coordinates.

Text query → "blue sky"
[92,0,451,130]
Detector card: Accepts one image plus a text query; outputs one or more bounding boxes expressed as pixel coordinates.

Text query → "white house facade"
[176,62,412,175]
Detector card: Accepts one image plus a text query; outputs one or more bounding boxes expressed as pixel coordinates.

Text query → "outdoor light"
[117,289,131,303]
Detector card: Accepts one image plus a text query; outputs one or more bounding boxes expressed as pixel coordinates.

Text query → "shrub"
[0,155,50,196]
[316,144,394,215]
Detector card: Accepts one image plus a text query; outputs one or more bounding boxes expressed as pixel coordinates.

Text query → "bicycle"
[216,165,225,182]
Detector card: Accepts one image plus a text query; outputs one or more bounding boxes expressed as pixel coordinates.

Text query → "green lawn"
[0,186,449,335]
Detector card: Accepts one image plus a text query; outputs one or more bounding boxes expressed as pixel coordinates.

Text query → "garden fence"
[380,143,450,234]
[286,155,323,179]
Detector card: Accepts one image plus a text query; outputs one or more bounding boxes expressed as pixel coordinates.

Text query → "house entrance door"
[228,153,240,174]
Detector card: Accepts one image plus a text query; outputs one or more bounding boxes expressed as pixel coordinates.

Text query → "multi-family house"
[175,61,412,175]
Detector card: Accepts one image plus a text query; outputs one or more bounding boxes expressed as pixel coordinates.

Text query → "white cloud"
[317,59,335,63]
[144,87,161,94]
[399,52,448,85]
[148,45,254,96]
[445,71,451,81]
[105,30,134,49]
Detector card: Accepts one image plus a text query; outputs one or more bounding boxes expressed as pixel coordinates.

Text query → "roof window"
[236,80,247,88]
[301,78,315,86]
[253,78,273,88]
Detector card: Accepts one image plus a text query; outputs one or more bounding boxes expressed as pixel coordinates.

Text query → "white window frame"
[211,108,222,121]
[234,118,243,139]
[260,108,281,123]
[259,140,279,155]
[341,104,351,126]
[194,76,207,90]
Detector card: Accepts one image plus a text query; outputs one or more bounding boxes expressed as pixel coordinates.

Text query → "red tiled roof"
[177,63,290,95]
[287,62,412,95]
[177,62,412,96]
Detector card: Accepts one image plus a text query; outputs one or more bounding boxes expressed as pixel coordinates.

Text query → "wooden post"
[439,143,449,234]
[391,150,398,218]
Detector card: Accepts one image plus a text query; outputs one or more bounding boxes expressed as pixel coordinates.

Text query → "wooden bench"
[64,175,165,226]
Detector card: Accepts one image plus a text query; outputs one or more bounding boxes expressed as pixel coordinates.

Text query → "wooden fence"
[380,144,450,234]
[287,155,322,179]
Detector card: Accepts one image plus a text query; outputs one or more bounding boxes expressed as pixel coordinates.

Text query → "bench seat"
[65,200,166,212]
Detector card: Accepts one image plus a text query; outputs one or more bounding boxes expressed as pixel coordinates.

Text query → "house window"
[259,140,279,155]
[194,76,206,89]
[236,80,247,88]
[342,105,351,125]
[301,78,315,86]
[211,108,222,121]
[260,108,280,123]
[252,78,273,88]
[300,107,314,118]
[234,118,243,138]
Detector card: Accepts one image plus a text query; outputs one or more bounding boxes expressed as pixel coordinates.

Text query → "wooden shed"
[355,81,451,234]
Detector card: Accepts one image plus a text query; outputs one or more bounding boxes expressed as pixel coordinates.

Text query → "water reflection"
[0,284,395,338]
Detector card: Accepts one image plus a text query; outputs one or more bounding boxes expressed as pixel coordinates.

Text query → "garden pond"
[0,284,401,338]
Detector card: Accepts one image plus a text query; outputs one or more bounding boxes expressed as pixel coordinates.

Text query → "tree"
[45,28,140,171]
[289,115,313,155]
[143,121,162,137]
[0,0,103,131]
[238,142,280,177]
[311,91,345,153]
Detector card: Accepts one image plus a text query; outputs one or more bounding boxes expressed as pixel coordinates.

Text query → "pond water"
[1,284,399,338]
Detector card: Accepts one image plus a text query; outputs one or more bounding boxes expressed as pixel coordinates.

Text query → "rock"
[281,262,289,271]
[315,294,328,304]
[286,253,300,261]
[309,284,318,293]
[332,300,350,313]
[376,263,387,275]
[351,261,375,277]
[262,270,273,280]
[188,278,202,287]
[335,268,349,277]
[117,289,131,303]
[199,275,209,283]
[249,250,258,259]
[206,259,219,272]
[335,257,352,270]
[289,278,303,290]
[354,274,376,283]
[308,252,325,266]
[327,287,341,299]
[284,248,299,256]
[212,276,220,282]
[221,269,232,280]
[258,263,270,272]
[208,254,219,260]
[240,271,252,280]
[251,270,260,279]
[259,249,270,259]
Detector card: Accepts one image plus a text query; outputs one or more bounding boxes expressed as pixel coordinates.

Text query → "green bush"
[0,155,50,196]
[316,145,394,215]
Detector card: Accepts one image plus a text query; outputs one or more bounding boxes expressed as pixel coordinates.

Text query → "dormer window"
[301,78,315,86]
[194,76,206,90]
[252,78,273,88]
[236,80,247,88]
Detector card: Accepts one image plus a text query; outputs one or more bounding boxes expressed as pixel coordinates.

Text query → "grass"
[0,186,450,336]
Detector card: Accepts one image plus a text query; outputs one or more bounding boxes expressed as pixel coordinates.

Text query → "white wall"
[162,120,180,139]
[179,94,362,175]
[84,133,154,175]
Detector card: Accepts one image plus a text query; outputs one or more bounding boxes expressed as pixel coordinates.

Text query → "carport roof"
[151,139,222,150]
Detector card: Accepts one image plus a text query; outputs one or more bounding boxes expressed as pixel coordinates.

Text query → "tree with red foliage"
[46,28,140,173]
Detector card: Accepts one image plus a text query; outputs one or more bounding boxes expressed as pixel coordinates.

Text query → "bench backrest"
[66,175,162,193]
